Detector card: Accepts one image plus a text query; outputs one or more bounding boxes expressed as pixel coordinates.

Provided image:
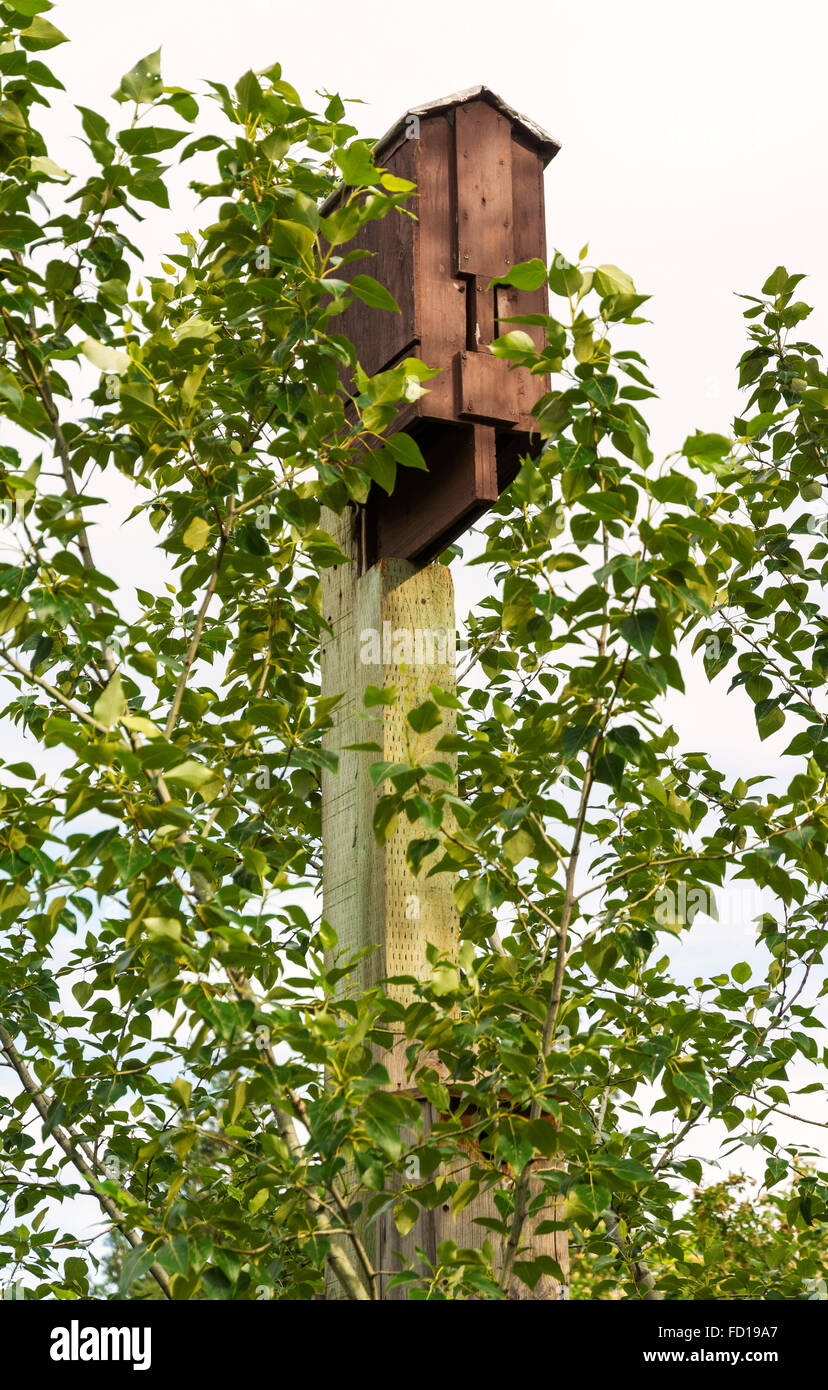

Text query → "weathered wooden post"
[320,87,567,1299]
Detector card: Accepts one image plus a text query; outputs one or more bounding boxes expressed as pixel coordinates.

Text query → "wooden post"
[320,509,568,1300]
[320,509,458,1006]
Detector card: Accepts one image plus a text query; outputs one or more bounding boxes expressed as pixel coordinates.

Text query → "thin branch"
[0,1020,171,1300]
[0,644,109,733]
[164,529,229,739]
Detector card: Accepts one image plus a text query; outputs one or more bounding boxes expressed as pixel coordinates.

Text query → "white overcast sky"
[11,0,826,1204]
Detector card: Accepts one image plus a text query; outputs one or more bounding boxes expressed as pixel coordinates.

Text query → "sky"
[3,0,828,1267]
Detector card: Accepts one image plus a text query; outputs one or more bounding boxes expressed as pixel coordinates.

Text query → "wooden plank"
[495,280,549,429]
[510,137,548,314]
[506,136,550,430]
[415,113,467,419]
[324,137,418,378]
[454,350,520,425]
[364,423,497,564]
[466,275,496,350]
[415,113,456,284]
[455,101,514,279]
[414,278,468,422]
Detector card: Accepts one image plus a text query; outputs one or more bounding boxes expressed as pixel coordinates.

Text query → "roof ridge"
[374,86,560,165]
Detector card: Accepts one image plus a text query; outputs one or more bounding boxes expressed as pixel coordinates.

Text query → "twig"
[0,1020,171,1299]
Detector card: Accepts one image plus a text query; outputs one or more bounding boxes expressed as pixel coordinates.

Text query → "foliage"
[0,4,825,1300]
[571,1174,828,1300]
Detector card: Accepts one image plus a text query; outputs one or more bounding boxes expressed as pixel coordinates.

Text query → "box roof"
[320,86,560,215]
[375,85,561,167]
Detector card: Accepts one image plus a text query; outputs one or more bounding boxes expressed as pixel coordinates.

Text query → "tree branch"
[0,1019,171,1299]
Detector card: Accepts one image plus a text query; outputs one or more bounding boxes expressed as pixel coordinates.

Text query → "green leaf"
[406,838,439,878]
[114,48,163,105]
[381,172,415,194]
[451,1179,480,1215]
[318,918,338,950]
[174,315,215,342]
[618,609,658,657]
[335,141,379,187]
[30,156,71,180]
[181,516,210,550]
[98,278,128,306]
[430,964,460,997]
[393,1199,419,1236]
[121,715,162,738]
[582,375,617,408]
[0,99,27,133]
[182,363,209,409]
[157,1234,190,1276]
[0,369,23,411]
[19,16,68,49]
[495,1117,532,1171]
[235,70,262,117]
[118,126,186,156]
[63,1256,88,1287]
[502,827,534,865]
[596,1156,653,1184]
[269,220,315,259]
[514,1255,565,1291]
[385,432,428,471]
[364,685,398,707]
[416,1071,450,1111]
[408,700,441,734]
[260,130,291,163]
[202,1267,233,1299]
[349,275,400,313]
[8,1,55,16]
[762,266,789,296]
[72,980,93,1008]
[166,759,220,793]
[81,339,130,374]
[671,1068,711,1104]
[681,432,730,462]
[119,1243,154,1295]
[171,1078,192,1109]
[745,673,772,703]
[489,330,537,362]
[372,800,399,844]
[489,258,548,292]
[93,672,126,729]
[593,263,635,298]
[757,706,785,741]
[0,598,27,636]
[362,447,396,495]
[145,916,182,944]
[548,253,583,297]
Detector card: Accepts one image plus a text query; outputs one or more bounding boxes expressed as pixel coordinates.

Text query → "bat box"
[322,86,560,566]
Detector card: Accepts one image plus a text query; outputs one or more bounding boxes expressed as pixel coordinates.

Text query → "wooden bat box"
[324,86,560,566]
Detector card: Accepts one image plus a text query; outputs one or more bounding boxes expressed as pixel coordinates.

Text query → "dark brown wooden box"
[324,86,560,566]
